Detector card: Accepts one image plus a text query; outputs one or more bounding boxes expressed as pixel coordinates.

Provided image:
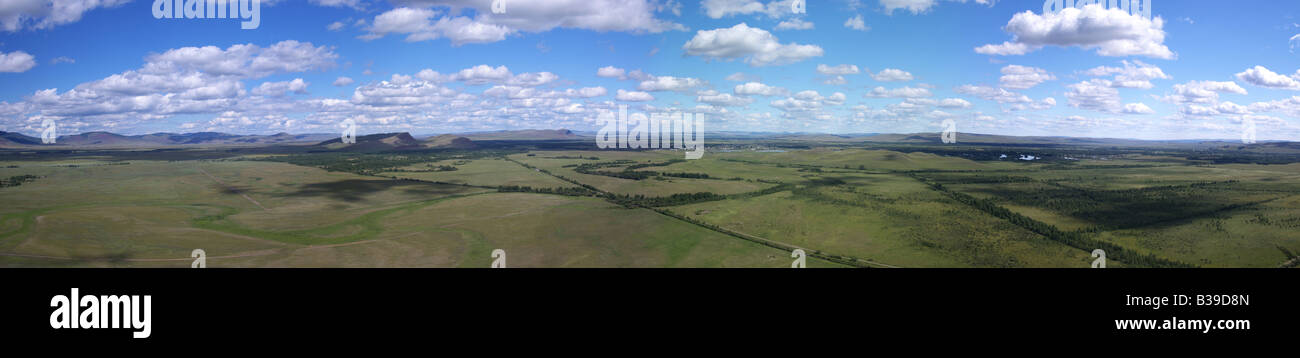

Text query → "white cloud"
[0,0,129,32]
[843,15,869,31]
[880,0,997,15]
[817,64,860,75]
[143,40,338,79]
[697,92,754,107]
[597,66,627,79]
[252,79,310,97]
[365,8,514,45]
[734,82,788,96]
[616,89,655,102]
[394,0,684,34]
[637,76,708,92]
[1082,60,1170,89]
[975,4,1175,59]
[1235,65,1300,90]
[0,40,340,130]
[310,0,363,8]
[822,76,847,85]
[453,64,511,84]
[1121,102,1155,115]
[1065,79,1121,112]
[999,65,1054,90]
[1164,81,1248,106]
[351,77,457,107]
[682,23,824,67]
[865,86,932,98]
[775,18,814,30]
[333,77,355,86]
[507,71,560,87]
[938,98,972,109]
[327,21,346,31]
[725,72,760,82]
[770,90,846,119]
[871,68,913,82]
[701,0,803,19]
[956,85,1031,104]
[0,50,36,73]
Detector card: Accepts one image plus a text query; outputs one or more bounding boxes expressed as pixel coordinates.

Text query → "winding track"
[197,166,268,210]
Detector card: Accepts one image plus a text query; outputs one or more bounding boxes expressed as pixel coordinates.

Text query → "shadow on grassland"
[275,179,468,202]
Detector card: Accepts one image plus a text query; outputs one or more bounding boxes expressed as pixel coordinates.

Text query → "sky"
[1,0,1300,140]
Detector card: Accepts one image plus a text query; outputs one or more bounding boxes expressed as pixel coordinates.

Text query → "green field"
[2,141,1298,268]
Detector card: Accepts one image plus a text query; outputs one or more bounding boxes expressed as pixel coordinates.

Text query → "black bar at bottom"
[2,269,1293,347]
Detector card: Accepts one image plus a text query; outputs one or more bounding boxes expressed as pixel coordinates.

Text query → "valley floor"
[1,145,1298,267]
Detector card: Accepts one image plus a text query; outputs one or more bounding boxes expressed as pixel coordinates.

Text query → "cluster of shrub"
[0,175,40,188]
[913,175,1191,268]
[570,159,716,181]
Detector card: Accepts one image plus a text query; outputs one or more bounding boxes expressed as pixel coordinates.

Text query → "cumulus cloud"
[865,86,931,98]
[363,7,513,45]
[775,18,814,30]
[596,66,627,79]
[391,0,684,37]
[1121,102,1155,115]
[955,84,1052,112]
[725,72,760,82]
[871,68,913,82]
[843,15,869,31]
[822,76,847,85]
[975,4,1175,59]
[999,65,1054,90]
[817,64,860,76]
[252,79,310,97]
[770,90,846,119]
[433,64,558,87]
[1157,81,1249,118]
[616,89,654,102]
[0,0,129,32]
[880,0,997,15]
[143,40,338,79]
[1235,65,1300,90]
[0,40,340,131]
[311,0,364,8]
[938,98,973,109]
[734,81,788,96]
[956,85,1031,104]
[701,0,803,19]
[1163,81,1248,106]
[637,76,708,92]
[333,77,355,86]
[0,50,36,73]
[682,23,824,67]
[1065,79,1122,112]
[1082,60,1170,89]
[697,91,754,107]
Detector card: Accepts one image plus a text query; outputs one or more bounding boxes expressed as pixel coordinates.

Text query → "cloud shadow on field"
[274,179,467,202]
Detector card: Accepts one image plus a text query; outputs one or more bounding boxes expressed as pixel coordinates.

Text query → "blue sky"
[1,0,1299,140]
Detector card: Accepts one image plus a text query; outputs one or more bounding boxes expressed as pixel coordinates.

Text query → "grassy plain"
[2,141,1298,268]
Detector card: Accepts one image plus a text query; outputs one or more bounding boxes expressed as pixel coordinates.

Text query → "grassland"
[2,139,1298,268]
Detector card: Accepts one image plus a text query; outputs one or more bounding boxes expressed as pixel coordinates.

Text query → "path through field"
[197,166,268,210]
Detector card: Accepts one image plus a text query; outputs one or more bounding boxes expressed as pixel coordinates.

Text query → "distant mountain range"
[2,129,1296,153]
[0,131,336,148]
[314,132,477,151]
[454,129,583,140]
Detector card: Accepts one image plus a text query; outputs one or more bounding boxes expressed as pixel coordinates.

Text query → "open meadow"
[2,138,1298,268]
